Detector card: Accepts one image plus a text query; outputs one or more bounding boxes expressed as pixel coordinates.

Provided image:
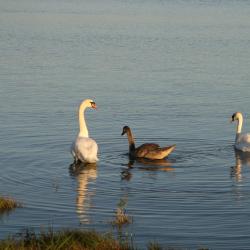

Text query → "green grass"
[0,229,210,250]
[0,196,22,214]
[0,229,133,250]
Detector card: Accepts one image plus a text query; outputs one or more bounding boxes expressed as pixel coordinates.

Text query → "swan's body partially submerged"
[71,99,98,163]
[231,112,250,152]
[71,137,98,163]
[121,126,176,160]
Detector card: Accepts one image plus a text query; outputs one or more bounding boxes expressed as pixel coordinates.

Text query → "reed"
[0,196,22,214]
[147,242,183,250]
[112,207,132,226]
[0,228,209,250]
[111,198,132,227]
[0,229,134,250]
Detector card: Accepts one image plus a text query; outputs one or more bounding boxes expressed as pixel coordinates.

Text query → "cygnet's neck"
[78,101,89,137]
[126,129,136,152]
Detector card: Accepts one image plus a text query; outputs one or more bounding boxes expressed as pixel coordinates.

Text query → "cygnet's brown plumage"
[121,126,176,160]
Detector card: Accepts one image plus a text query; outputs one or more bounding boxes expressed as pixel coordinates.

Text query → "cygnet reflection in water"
[69,162,97,224]
[121,158,174,181]
[129,158,174,170]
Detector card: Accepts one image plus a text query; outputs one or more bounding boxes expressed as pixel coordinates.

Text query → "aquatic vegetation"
[147,242,182,250]
[148,242,162,250]
[0,229,133,250]
[112,198,132,227]
[0,196,22,214]
[147,242,208,250]
[113,206,132,226]
[0,228,209,250]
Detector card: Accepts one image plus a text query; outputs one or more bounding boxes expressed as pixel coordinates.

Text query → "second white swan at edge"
[231,112,250,152]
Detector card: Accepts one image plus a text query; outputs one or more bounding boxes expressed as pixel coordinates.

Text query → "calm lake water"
[1,0,250,249]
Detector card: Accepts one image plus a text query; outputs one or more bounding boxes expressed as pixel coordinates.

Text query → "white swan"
[231,112,250,152]
[71,99,98,163]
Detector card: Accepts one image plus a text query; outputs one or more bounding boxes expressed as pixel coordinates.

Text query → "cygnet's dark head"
[121,126,130,136]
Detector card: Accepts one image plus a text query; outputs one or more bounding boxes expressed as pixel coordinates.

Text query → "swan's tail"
[160,144,176,158]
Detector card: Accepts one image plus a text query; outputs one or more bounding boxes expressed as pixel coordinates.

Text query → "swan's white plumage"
[73,137,98,163]
[71,99,98,163]
[235,133,250,152]
[232,112,250,152]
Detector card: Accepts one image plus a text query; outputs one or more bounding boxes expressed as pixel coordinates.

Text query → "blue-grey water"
[1,0,250,249]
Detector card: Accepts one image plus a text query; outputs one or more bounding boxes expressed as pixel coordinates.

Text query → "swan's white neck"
[78,101,89,137]
[236,115,243,134]
[235,114,243,143]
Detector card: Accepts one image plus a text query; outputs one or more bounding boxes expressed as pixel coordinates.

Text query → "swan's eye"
[232,115,235,121]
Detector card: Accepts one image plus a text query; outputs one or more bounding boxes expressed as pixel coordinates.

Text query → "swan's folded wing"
[235,133,250,152]
[239,133,250,143]
[143,145,176,160]
[137,143,160,150]
[135,143,160,158]
[75,137,99,163]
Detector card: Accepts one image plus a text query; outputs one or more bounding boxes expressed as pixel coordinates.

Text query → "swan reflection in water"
[69,162,97,224]
[231,149,250,182]
[121,157,174,181]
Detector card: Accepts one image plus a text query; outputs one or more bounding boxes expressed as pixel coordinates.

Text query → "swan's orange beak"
[91,102,97,109]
